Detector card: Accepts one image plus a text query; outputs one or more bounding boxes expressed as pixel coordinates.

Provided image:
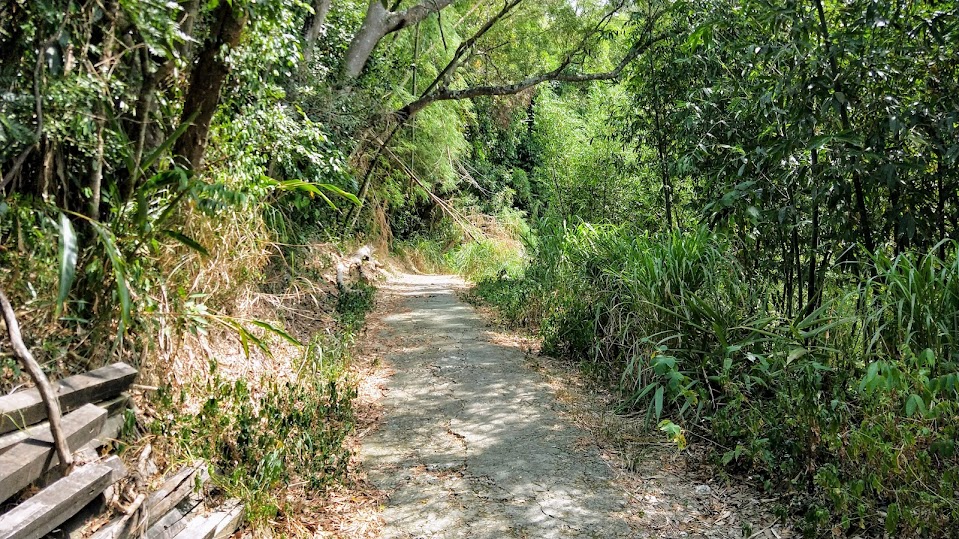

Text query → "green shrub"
[152,331,358,526]
[476,222,959,537]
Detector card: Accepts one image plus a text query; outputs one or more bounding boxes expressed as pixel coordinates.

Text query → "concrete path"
[359,274,634,538]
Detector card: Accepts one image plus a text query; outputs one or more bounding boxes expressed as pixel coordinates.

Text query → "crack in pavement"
[359,274,635,539]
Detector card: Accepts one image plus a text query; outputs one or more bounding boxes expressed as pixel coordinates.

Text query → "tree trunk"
[812,0,874,255]
[935,149,947,258]
[173,2,248,170]
[342,0,454,79]
[806,149,822,314]
[302,0,332,69]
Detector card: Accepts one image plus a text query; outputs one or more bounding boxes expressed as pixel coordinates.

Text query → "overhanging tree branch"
[0,288,74,474]
[397,26,669,120]
[343,2,668,233]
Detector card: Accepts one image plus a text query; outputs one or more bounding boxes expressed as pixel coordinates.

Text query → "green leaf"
[270,179,360,208]
[905,394,926,417]
[89,221,132,330]
[787,347,807,363]
[860,361,880,392]
[316,183,360,205]
[140,111,198,179]
[248,320,302,347]
[885,503,900,534]
[162,230,210,256]
[56,212,78,315]
[654,386,664,421]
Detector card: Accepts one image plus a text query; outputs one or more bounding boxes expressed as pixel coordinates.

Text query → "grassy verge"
[150,277,377,530]
[473,223,959,538]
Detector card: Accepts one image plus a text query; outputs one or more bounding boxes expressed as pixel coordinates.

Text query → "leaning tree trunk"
[0,288,73,474]
[173,1,248,170]
[342,0,454,79]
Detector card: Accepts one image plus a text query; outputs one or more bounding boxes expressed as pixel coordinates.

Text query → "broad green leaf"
[162,230,210,256]
[905,394,926,417]
[56,212,78,315]
[90,221,131,330]
[787,347,807,363]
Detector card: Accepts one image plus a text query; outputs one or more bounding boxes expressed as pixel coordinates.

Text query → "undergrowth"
[474,222,959,538]
[151,277,376,529]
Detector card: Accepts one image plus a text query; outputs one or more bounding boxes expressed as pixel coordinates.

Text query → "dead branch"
[0,288,74,474]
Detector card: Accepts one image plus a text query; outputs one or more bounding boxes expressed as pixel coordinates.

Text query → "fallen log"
[0,456,126,539]
[0,363,137,435]
[0,404,106,504]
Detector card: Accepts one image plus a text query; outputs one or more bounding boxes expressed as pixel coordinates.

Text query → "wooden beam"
[0,363,137,434]
[0,393,131,455]
[0,457,126,539]
[143,509,186,539]
[210,499,244,539]
[88,464,209,539]
[0,404,107,503]
[171,514,217,539]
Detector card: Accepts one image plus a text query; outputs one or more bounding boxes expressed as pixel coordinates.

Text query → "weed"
[151,330,359,528]
[337,282,376,333]
[475,222,959,537]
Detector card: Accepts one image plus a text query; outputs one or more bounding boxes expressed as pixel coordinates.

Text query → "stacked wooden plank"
[0,363,244,539]
[88,464,242,539]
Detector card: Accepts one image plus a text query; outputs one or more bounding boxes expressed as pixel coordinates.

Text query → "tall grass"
[476,223,959,537]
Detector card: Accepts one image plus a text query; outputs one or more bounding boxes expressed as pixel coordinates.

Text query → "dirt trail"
[354,273,788,539]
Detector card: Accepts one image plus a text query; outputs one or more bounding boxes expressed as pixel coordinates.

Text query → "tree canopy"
[2,0,959,535]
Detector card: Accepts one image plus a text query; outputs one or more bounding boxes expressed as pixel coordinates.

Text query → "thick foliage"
[477,224,959,537]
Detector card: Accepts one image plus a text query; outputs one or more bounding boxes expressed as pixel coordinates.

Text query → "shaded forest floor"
[319,273,792,538]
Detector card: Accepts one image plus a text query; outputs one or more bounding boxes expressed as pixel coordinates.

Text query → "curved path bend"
[359,274,634,539]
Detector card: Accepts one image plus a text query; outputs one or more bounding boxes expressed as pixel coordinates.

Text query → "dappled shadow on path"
[359,274,632,539]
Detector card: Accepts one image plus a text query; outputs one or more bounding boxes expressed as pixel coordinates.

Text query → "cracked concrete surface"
[359,274,634,538]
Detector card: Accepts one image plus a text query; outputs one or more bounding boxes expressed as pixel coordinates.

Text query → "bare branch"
[398,25,670,120]
[0,288,74,474]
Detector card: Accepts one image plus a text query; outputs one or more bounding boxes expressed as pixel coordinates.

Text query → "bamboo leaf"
[56,212,78,315]
[249,320,303,347]
[140,111,199,178]
[316,183,361,205]
[162,229,210,256]
[654,386,664,421]
[90,221,132,330]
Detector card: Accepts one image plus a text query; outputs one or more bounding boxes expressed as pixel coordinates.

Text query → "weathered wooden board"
[210,499,245,539]
[89,464,209,539]
[0,404,106,503]
[0,393,130,456]
[0,363,137,434]
[147,493,204,539]
[171,514,217,539]
[0,457,125,539]
[144,509,186,539]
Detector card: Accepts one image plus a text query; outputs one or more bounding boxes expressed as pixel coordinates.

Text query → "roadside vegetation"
[2,0,956,536]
